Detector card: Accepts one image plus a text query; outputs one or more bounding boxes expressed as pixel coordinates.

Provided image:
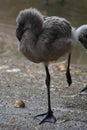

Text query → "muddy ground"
[0,24,87,130]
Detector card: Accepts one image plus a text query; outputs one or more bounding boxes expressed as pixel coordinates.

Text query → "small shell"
[15,100,25,108]
[73,70,80,76]
[56,64,67,72]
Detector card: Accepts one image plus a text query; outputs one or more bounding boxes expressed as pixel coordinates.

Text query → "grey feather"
[16,8,87,63]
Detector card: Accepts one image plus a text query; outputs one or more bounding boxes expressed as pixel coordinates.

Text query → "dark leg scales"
[35,64,56,124]
[66,53,72,86]
[35,110,56,124]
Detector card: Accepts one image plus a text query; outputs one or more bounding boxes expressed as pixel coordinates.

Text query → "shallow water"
[0,0,87,64]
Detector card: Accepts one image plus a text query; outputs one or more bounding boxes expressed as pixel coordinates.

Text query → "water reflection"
[0,0,87,64]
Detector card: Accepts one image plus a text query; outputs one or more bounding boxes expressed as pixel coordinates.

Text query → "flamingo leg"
[66,53,72,86]
[35,64,56,124]
[80,85,87,93]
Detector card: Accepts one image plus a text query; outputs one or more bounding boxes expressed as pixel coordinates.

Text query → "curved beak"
[16,27,23,41]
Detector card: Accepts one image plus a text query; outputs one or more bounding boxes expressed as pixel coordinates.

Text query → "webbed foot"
[35,111,56,124]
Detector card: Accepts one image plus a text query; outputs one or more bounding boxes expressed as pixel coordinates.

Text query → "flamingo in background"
[67,24,87,94]
[16,8,87,124]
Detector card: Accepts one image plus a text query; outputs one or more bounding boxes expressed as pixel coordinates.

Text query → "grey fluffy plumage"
[16,8,87,63]
[16,8,79,63]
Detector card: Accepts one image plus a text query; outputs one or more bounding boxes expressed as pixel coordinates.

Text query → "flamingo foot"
[35,111,56,124]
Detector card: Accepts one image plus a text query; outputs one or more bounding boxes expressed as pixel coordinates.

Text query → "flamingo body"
[16,8,77,63]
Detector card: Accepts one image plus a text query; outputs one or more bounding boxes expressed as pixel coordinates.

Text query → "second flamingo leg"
[66,53,72,86]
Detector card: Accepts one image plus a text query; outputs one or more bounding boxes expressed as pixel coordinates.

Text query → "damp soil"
[0,24,87,130]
